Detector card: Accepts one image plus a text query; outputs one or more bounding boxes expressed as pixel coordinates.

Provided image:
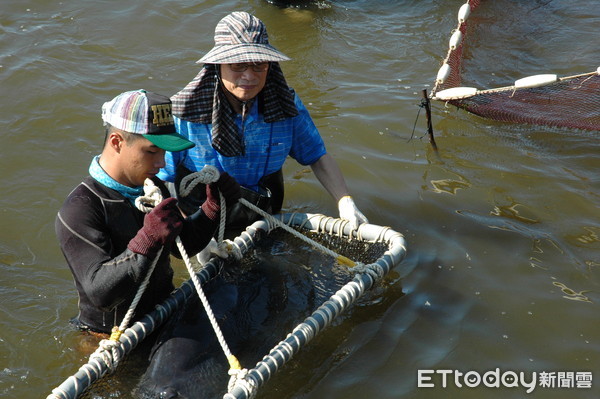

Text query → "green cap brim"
[145,132,195,152]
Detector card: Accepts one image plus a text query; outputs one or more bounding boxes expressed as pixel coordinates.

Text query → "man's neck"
[223,89,254,116]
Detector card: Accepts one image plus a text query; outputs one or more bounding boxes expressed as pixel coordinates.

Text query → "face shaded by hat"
[101,90,195,152]
[198,11,291,64]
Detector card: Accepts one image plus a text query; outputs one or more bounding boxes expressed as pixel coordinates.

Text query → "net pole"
[422,89,438,152]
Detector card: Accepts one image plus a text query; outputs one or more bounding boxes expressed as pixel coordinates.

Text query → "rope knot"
[227,367,258,398]
[88,337,124,375]
[135,179,163,212]
[353,262,384,281]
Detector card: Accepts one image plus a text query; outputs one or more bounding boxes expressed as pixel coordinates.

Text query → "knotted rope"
[137,169,243,373]
[179,167,244,265]
[227,368,258,399]
[176,166,254,385]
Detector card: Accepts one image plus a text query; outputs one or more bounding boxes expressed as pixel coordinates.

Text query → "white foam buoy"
[596,66,600,75]
[458,3,471,23]
[514,74,558,89]
[436,64,451,84]
[433,87,478,100]
[449,30,463,50]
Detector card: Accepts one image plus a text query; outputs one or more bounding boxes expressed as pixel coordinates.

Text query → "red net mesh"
[448,74,600,131]
[431,0,600,132]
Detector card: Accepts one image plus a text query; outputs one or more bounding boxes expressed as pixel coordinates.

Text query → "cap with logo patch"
[101,89,195,152]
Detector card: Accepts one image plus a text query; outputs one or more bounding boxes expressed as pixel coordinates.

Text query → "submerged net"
[431,0,600,131]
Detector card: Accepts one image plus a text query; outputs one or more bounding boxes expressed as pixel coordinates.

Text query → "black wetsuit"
[55,176,217,333]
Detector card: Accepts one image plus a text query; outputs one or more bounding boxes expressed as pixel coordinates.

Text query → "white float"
[436,63,451,84]
[433,87,478,100]
[514,74,558,89]
[458,2,471,23]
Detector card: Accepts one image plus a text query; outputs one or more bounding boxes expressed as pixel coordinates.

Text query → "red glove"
[128,197,183,256]
[201,172,241,220]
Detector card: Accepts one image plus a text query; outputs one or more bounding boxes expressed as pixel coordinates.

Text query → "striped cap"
[198,11,290,64]
[101,90,194,152]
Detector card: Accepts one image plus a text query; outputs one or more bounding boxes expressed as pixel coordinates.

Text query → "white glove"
[337,196,368,229]
[195,238,228,268]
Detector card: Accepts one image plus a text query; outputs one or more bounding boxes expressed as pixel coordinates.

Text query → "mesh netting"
[431,0,600,131]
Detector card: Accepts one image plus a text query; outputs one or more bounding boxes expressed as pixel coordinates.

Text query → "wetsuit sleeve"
[55,190,164,312]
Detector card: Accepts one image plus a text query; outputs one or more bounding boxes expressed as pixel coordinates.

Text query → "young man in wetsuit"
[55,89,240,334]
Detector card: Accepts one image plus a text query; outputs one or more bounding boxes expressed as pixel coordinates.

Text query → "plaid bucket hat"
[198,11,290,64]
[101,90,195,152]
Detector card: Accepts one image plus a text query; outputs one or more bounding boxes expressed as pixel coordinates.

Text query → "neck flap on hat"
[171,63,299,157]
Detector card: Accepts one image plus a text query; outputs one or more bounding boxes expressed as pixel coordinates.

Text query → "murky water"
[1,0,598,398]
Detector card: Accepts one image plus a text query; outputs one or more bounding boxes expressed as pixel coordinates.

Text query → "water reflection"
[552,281,593,304]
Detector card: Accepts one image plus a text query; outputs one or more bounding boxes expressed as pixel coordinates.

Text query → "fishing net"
[431,0,600,131]
[48,213,406,399]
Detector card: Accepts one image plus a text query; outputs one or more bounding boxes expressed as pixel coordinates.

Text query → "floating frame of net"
[431,0,600,131]
[47,213,407,399]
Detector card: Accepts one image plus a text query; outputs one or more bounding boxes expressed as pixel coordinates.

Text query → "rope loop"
[353,262,385,281]
[88,337,123,375]
[134,179,163,212]
[179,165,220,197]
[227,368,258,399]
[178,165,228,245]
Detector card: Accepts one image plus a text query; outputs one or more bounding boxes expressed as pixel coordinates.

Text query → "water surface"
[0,0,598,398]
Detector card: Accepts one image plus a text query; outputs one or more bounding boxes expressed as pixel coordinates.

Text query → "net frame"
[47,213,407,399]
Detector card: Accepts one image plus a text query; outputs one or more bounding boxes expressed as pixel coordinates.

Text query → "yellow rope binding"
[336,255,356,267]
[227,355,242,370]
[109,326,123,342]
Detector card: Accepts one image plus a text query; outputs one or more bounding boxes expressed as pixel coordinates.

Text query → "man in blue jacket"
[159,11,368,229]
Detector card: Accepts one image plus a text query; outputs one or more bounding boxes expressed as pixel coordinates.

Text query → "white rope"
[179,166,236,266]
[175,167,368,389]
[110,180,166,337]
[178,167,359,268]
[115,247,163,335]
[146,169,244,372]
[176,235,242,370]
[179,167,220,197]
[179,166,225,243]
